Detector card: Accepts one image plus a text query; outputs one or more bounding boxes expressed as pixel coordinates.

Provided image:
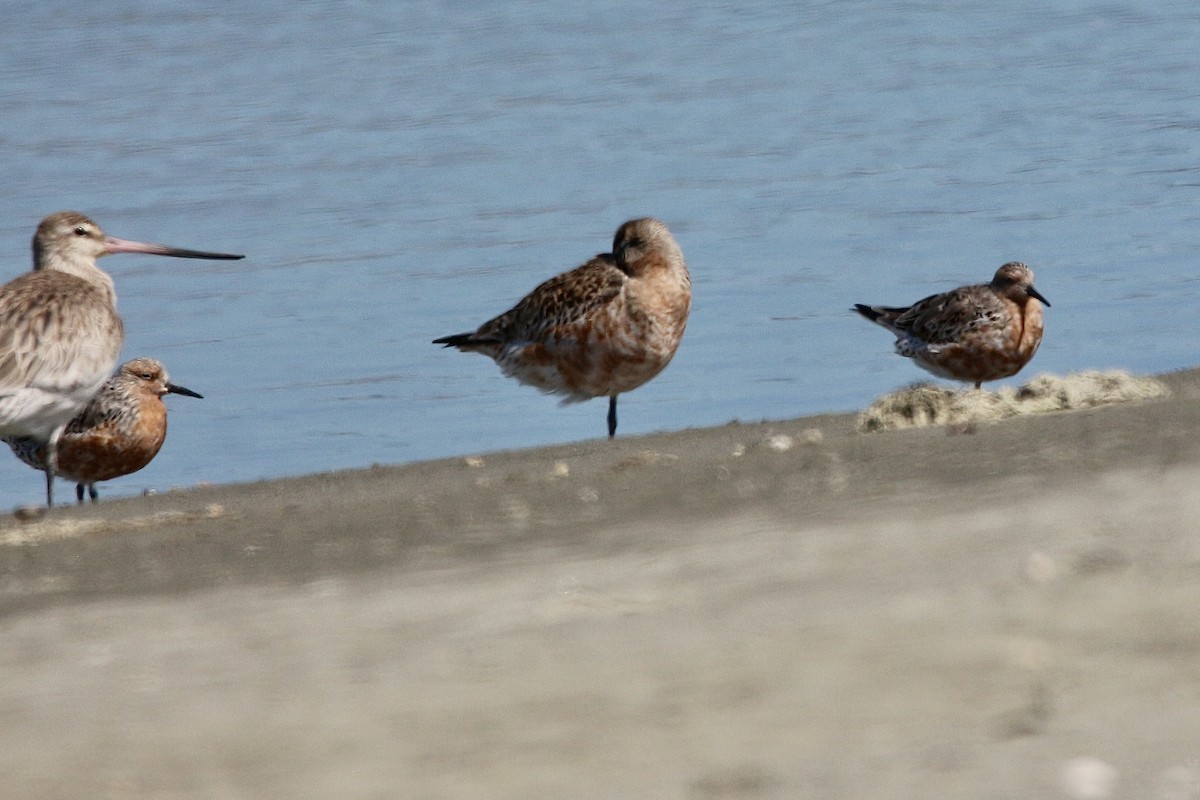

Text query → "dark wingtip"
[853,303,879,321]
[433,333,474,348]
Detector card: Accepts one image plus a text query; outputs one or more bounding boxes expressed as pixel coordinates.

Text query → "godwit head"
[3,211,242,507]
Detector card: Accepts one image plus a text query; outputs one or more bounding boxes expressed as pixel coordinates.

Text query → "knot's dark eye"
[73,227,87,236]
[139,372,154,380]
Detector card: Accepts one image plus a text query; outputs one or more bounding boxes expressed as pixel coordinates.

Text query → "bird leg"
[43,427,62,508]
[607,395,618,439]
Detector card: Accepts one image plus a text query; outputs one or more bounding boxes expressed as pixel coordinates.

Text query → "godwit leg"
[607,395,618,439]
[43,427,63,508]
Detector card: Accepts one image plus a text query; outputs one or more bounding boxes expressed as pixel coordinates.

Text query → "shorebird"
[0,211,242,507]
[854,262,1050,389]
[434,217,691,438]
[5,358,202,503]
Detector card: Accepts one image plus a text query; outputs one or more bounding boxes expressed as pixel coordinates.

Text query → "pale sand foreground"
[4,369,1200,799]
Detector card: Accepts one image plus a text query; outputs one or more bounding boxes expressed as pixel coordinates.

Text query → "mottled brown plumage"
[0,211,242,506]
[435,218,691,437]
[6,358,202,503]
[855,262,1050,389]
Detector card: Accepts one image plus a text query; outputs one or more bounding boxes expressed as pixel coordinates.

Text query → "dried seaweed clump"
[857,371,1169,433]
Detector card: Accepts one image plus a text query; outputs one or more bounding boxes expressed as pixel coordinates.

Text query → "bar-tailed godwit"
[0,211,241,506]
[854,262,1050,389]
[6,357,202,503]
[435,217,691,437]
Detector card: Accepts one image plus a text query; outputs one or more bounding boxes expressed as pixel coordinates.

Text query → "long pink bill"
[103,235,244,261]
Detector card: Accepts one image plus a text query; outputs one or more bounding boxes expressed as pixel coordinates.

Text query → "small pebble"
[12,505,46,522]
[765,434,794,452]
[1024,551,1058,584]
[1060,756,1118,800]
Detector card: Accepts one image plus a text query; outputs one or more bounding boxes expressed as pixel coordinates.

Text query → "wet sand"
[4,369,1200,798]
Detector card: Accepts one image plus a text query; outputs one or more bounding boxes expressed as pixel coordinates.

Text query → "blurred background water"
[0,0,1198,507]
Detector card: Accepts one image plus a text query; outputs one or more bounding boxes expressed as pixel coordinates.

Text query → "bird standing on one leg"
[434,217,691,438]
[6,358,202,503]
[0,211,242,507]
[854,262,1050,389]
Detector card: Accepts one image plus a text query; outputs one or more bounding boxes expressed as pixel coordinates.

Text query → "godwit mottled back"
[854,261,1050,389]
[435,217,691,437]
[0,211,241,506]
[6,357,202,503]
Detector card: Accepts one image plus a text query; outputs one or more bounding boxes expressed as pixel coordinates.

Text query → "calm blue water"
[0,1,1198,507]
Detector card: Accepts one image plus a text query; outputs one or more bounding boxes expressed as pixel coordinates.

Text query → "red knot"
[6,358,202,503]
[435,218,691,437]
[854,262,1050,389]
[0,211,241,506]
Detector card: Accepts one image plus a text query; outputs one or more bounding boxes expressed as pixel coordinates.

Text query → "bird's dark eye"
[139,372,154,380]
[73,227,87,236]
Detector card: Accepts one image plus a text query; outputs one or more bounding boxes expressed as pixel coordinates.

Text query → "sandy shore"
[4,368,1200,798]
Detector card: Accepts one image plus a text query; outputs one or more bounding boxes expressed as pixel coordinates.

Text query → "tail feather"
[852,303,882,323]
[433,332,503,350]
[432,332,475,348]
[854,303,909,327]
